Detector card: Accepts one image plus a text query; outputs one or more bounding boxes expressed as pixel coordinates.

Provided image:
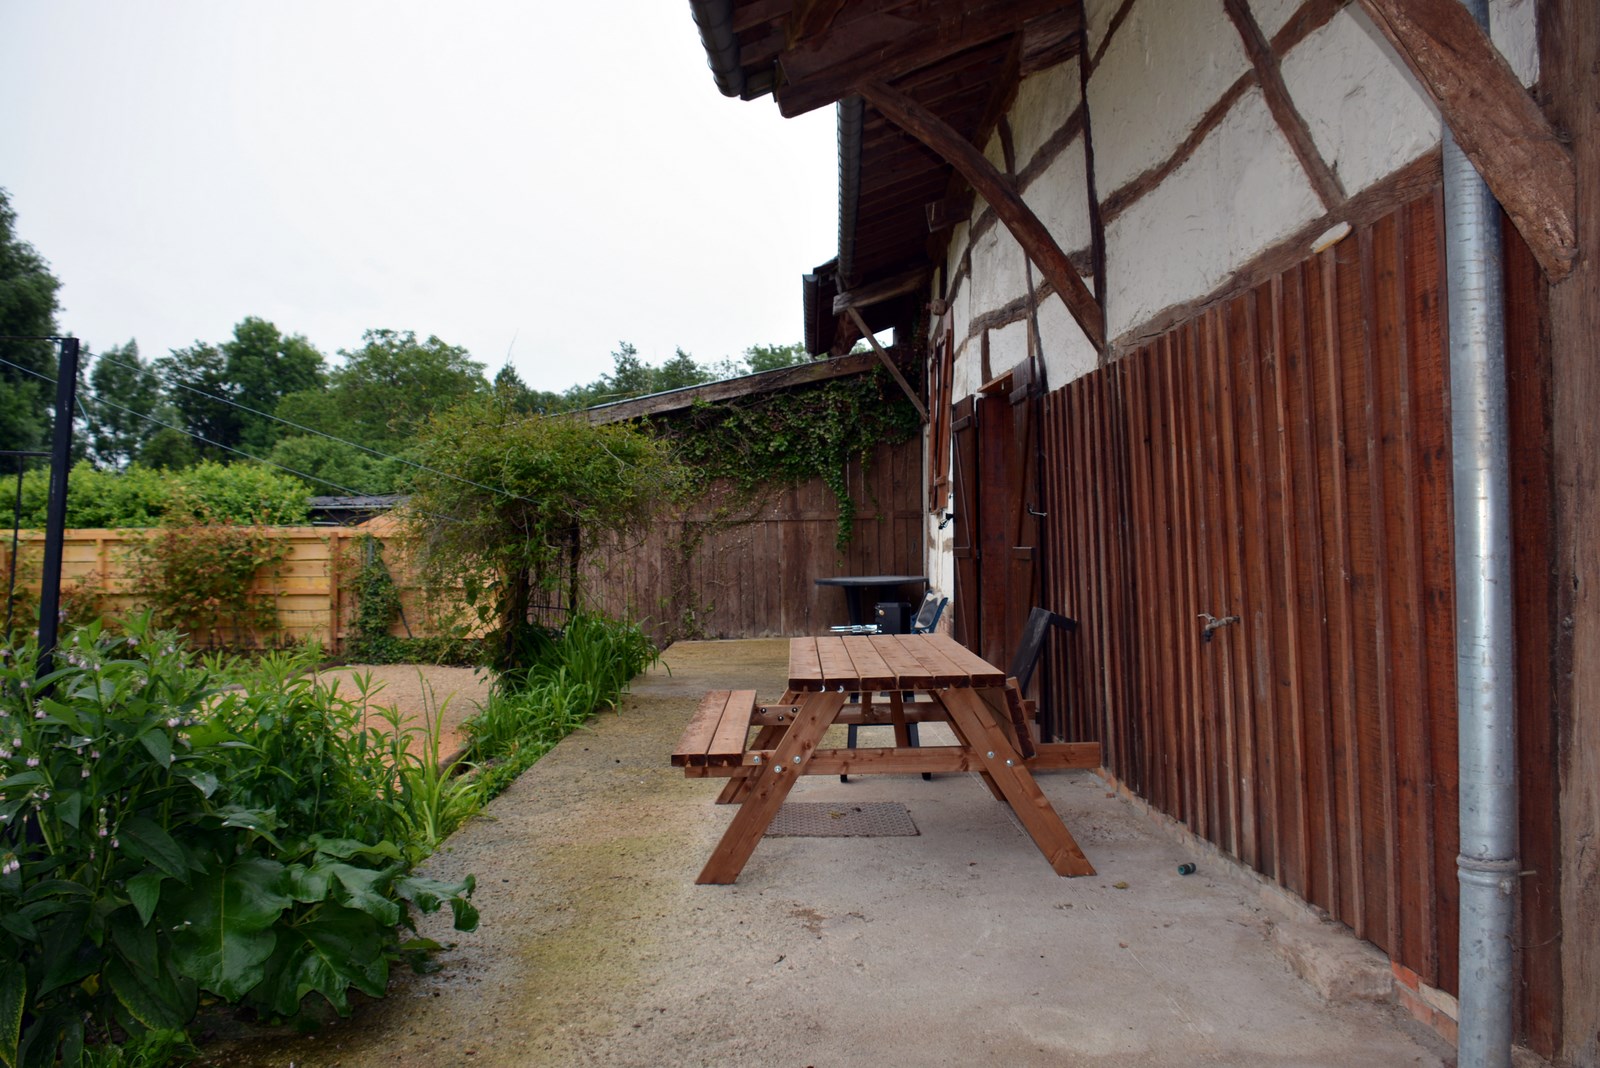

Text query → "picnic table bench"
[671,633,1101,884]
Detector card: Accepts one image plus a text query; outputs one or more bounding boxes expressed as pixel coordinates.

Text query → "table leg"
[696,690,846,885]
[939,688,1097,877]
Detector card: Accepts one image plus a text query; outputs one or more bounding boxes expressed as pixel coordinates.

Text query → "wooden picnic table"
[672,633,1101,884]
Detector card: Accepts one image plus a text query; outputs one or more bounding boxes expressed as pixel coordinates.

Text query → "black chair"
[1004,608,1078,748]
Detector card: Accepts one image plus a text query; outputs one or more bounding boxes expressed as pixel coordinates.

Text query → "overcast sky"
[0,2,838,392]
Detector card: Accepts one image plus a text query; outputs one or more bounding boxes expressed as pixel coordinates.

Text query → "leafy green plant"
[0,618,477,1065]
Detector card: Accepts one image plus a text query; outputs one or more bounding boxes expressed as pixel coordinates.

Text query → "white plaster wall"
[1035,297,1101,388]
[969,218,1029,319]
[1083,0,1125,60]
[989,318,1030,378]
[1490,0,1539,87]
[952,333,984,399]
[1026,141,1092,258]
[1105,87,1321,337]
[1280,8,1440,197]
[1248,0,1301,40]
[1089,0,1251,194]
[1010,64,1081,169]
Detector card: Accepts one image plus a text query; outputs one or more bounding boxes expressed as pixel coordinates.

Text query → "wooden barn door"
[951,374,1041,672]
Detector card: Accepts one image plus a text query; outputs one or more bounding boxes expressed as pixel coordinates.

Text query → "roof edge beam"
[857,79,1106,351]
[833,265,932,315]
[1355,0,1576,281]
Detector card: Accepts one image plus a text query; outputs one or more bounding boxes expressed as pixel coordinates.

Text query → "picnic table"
[672,633,1101,884]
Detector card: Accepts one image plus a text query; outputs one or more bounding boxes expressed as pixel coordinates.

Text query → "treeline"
[75,327,810,497]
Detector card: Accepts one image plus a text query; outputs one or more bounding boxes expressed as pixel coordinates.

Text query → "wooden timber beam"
[786,0,849,49]
[583,349,882,425]
[776,0,1067,116]
[859,78,1106,351]
[833,265,931,314]
[1355,0,1576,281]
[846,305,928,422]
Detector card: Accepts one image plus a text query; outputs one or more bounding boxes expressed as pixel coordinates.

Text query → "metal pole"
[1442,1,1518,1061]
[36,337,79,680]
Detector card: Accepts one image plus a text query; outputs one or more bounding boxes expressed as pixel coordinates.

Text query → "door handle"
[1199,613,1239,643]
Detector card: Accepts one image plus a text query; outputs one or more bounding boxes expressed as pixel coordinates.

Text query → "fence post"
[36,337,79,681]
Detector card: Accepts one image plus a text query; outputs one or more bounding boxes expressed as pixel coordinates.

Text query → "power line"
[0,354,464,524]
[86,347,540,507]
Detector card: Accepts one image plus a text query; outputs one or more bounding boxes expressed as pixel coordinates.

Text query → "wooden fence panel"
[1034,188,1559,1036]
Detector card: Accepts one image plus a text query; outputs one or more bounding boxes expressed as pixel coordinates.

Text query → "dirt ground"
[312,664,492,761]
[200,640,1452,1068]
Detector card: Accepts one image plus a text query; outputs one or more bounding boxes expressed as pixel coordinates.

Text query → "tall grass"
[463,612,657,797]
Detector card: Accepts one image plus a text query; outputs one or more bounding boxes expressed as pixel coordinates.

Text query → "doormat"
[764,801,919,837]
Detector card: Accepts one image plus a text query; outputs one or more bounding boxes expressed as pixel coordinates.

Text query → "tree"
[154,341,236,459]
[405,395,682,666]
[84,340,161,468]
[654,347,711,392]
[0,188,61,455]
[266,434,403,497]
[153,318,325,460]
[222,317,325,453]
[604,340,652,401]
[276,329,486,452]
[742,341,812,374]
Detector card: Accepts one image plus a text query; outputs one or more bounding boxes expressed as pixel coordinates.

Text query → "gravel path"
[199,640,1450,1068]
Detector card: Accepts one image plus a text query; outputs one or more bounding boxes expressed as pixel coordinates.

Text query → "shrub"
[0,619,478,1064]
[14,461,311,530]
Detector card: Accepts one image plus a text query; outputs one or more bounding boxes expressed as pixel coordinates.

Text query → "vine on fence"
[665,366,921,551]
[131,507,288,648]
[342,535,481,665]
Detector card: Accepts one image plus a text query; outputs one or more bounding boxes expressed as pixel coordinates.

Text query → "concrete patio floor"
[213,638,1454,1067]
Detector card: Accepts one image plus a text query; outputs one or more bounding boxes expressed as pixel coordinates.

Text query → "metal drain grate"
[764,801,919,838]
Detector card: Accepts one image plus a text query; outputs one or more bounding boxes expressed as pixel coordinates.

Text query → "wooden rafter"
[1354,0,1576,281]
[858,78,1106,351]
[776,0,1067,116]
[786,0,849,49]
[833,265,931,314]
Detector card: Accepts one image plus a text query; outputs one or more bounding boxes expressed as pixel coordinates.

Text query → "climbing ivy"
[665,366,921,550]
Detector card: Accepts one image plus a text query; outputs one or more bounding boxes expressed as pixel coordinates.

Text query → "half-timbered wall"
[926,0,1539,597]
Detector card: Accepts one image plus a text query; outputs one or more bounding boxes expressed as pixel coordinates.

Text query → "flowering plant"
[0,617,476,1065]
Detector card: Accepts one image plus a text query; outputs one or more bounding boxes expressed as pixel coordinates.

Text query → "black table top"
[813,575,928,587]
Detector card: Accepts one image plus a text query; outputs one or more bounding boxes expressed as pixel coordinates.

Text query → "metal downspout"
[1444,1,1517,1063]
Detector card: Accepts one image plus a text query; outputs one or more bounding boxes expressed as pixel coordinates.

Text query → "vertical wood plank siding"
[1037,190,1559,1035]
[580,439,924,643]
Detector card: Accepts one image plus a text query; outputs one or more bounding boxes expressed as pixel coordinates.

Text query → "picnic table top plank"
[841,638,896,690]
[898,635,973,687]
[813,636,862,690]
[867,634,936,688]
[788,638,824,691]
[921,633,1007,686]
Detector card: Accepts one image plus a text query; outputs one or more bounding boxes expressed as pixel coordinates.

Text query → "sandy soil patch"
[313,663,493,761]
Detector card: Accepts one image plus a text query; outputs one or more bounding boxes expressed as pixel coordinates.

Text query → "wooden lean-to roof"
[692,0,1084,354]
